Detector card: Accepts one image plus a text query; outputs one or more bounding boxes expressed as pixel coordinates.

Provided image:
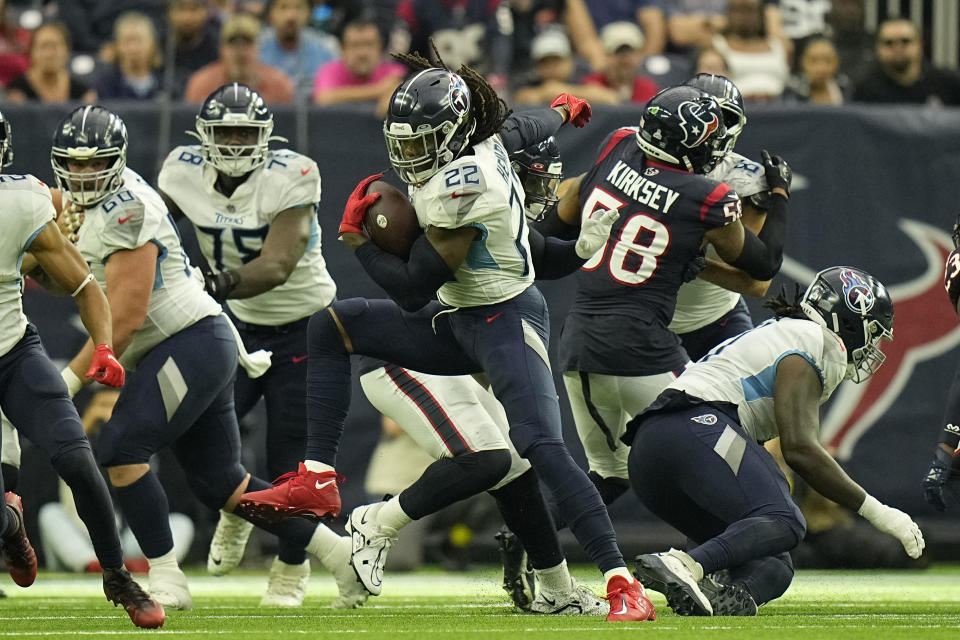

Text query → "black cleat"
[103,567,166,628]
[495,527,535,610]
[699,575,757,616]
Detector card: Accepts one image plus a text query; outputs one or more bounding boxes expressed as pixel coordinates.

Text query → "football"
[363,180,422,260]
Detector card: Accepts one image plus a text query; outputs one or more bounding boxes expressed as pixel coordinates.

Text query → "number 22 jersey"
[559,127,742,376]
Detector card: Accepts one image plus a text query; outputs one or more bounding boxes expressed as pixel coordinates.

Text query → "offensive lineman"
[53,105,366,611]
[158,83,337,607]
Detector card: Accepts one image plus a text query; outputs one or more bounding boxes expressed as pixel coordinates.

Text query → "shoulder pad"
[710,152,768,198]
[100,190,149,251]
[595,127,639,164]
[163,146,205,171]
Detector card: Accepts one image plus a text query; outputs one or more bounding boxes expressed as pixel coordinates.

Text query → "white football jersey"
[411,136,533,308]
[0,174,55,357]
[667,317,848,443]
[670,152,769,334]
[158,146,336,325]
[76,168,221,368]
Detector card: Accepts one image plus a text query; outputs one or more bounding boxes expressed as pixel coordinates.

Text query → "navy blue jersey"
[560,127,741,376]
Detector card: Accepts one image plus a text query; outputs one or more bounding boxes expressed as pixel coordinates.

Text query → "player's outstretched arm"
[697,258,771,297]
[776,354,924,558]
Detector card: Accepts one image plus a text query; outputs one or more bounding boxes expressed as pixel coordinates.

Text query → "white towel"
[221,313,273,378]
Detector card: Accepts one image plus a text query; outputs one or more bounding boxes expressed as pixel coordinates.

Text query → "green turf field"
[2,566,959,638]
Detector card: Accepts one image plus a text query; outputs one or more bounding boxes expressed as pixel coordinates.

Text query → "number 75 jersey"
[158,145,337,326]
[572,127,741,324]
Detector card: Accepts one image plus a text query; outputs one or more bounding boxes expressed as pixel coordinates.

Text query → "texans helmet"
[800,266,894,383]
[684,73,746,158]
[194,83,280,176]
[636,85,727,174]
[0,110,12,169]
[383,68,477,185]
[51,105,128,207]
[511,136,563,222]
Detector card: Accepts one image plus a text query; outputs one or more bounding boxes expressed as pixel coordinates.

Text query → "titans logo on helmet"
[840,268,875,313]
[447,75,469,116]
[677,100,721,149]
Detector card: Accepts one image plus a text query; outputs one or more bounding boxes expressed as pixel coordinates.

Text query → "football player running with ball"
[53,105,365,612]
[628,268,924,615]
[0,109,163,628]
[158,83,340,607]
[240,53,657,622]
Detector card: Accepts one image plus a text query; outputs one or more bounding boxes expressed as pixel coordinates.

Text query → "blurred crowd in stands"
[0,0,958,114]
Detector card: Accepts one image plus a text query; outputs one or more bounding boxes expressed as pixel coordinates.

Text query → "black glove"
[203,269,241,302]
[682,253,706,283]
[923,446,957,512]
[761,149,792,196]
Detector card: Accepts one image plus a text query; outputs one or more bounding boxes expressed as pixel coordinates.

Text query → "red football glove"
[550,94,592,128]
[86,344,125,387]
[340,173,384,235]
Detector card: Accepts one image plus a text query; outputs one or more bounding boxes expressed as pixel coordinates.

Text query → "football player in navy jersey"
[923,216,960,510]
[553,84,791,514]
[159,83,340,607]
[629,268,922,615]
[240,52,658,622]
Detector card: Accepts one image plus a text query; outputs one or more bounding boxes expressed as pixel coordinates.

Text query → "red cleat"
[605,575,656,622]
[236,463,343,524]
[2,492,37,587]
[103,567,165,629]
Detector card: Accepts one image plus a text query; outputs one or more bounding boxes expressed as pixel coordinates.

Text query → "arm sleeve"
[499,108,565,154]
[533,208,579,240]
[937,363,960,463]
[730,192,787,281]
[353,234,454,312]
[527,227,586,280]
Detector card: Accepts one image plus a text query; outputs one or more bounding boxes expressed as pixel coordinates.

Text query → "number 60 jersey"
[158,145,337,326]
[560,126,742,377]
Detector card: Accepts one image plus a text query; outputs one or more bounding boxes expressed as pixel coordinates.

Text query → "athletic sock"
[303,460,335,473]
[306,523,344,570]
[398,450,511,520]
[377,496,412,530]
[489,468,564,570]
[55,447,123,569]
[304,311,352,466]
[147,548,179,570]
[604,567,634,584]
[535,560,572,594]
[113,470,174,561]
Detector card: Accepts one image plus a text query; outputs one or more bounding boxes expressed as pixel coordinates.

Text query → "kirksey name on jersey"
[560,127,742,376]
[76,168,221,368]
[411,135,534,308]
[158,146,337,325]
[669,317,848,443]
[0,174,55,357]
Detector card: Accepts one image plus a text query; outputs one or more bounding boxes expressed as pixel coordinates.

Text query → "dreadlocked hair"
[392,42,511,147]
[762,283,808,320]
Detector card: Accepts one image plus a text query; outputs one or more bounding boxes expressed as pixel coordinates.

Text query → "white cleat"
[207,509,254,576]
[324,536,369,609]
[260,558,310,607]
[529,578,610,616]
[148,564,194,611]
[344,502,397,596]
[634,548,713,616]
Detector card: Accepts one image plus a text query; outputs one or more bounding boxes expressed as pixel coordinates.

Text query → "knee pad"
[189,462,248,511]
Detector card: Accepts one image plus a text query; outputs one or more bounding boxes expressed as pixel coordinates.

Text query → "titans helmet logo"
[676,100,720,149]
[447,75,469,116]
[840,268,875,314]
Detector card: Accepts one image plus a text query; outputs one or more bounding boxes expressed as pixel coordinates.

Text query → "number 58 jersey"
[159,145,337,326]
[560,127,742,376]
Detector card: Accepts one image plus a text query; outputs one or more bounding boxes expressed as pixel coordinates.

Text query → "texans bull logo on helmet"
[840,268,875,313]
[676,100,721,150]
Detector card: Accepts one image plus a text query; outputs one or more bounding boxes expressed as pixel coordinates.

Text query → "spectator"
[828,0,873,85]
[95,12,162,100]
[5,22,96,103]
[312,15,404,116]
[581,21,658,104]
[167,0,221,98]
[507,0,606,75]
[259,0,339,103]
[0,0,30,87]
[512,29,618,105]
[57,0,165,57]
[185,13,294,104]
[851,18,960,106]
[712,0,790,102]
[583,0,666,56]
[784,36,846,105]
[694,47,729,76]
[665,0,728,52]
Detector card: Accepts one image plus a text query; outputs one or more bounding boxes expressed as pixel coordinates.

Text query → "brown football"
[363,180,422,260]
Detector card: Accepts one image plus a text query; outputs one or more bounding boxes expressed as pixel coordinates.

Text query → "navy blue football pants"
[0,326,123,569]
[628,402,805,605]
[677,298,754,363]
[307,286,625,572]
[232,316,310,564]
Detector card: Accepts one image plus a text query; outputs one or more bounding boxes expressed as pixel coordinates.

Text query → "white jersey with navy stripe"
[0,174,55,357]
[666,317,848,442]
[412,136,534,308]
[76,168,221,369]
[158,145,336,325]
[670,152,769,334]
